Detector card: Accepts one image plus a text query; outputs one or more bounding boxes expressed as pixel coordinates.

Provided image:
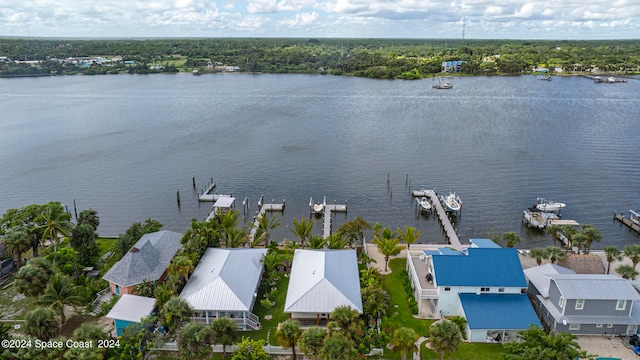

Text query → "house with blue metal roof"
[406,239,541,342]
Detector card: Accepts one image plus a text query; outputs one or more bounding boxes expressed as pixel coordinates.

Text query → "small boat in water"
[535,198,566,214]
[432,76,453,89]
[417,196,432,212]
[440,192,461,214]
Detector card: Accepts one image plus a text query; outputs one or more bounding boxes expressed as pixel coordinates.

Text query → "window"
[575,299,584,310]
[616,300,627,311]
[498,287,505,293]
[559,296,565,308]
[444,287,451,291]
[569,324,580,331]
[595,324,603,328]
[481,287,490,292]
[607,324,614,328]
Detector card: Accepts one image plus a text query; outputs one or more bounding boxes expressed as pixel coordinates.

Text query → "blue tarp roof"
[460,293,541,330]
[470,239,501,248]
[432,248,527,287]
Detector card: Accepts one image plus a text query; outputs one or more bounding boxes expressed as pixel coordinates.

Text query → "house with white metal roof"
[105,294,155,336]
[284,249,362,326]
[179,247,267,330]
[102,230,181,296]
[406,239,541,342]
[525,265,640,335]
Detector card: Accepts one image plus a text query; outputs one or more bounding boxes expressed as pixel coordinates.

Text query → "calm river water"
[1,74,639,249]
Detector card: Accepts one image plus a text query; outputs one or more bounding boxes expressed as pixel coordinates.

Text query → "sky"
[0,0,639,40]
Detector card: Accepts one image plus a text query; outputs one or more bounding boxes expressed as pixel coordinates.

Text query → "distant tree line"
[1,37,639,79]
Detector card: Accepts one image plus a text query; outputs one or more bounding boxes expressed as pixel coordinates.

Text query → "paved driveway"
[575,336,637,360]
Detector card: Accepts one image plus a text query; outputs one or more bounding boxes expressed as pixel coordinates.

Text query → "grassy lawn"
[0,282,38,320]
[420,342,505,359]
[245,271,291,344]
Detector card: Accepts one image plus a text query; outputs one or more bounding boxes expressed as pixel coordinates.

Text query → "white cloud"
[278,11,319,27]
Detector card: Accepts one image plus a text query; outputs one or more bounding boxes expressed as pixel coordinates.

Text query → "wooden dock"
[198,182,220,202]
[310,196,347,238]
[614,212,640,234]
[248,195,285,242]
[411,188,461,248]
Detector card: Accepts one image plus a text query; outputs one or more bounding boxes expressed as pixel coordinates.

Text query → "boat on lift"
[535,198,566,214]
[440,192,461,214]
[417,196,432,213]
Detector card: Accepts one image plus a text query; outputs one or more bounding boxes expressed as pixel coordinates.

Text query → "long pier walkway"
[411,188,462,249]
[248,195,285,242]
[310,197,347,238]
[614,212,640,234]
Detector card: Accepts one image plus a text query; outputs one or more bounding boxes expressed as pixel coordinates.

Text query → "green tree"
[159,296,194,334]
[429,319,461,360]
[308,234,327,249]
[372,227,403,272]
[545,246,566,264]
[231,337,269,360]
[503,325,593,360]
[168,255,194,283]
[14,257,54,297]
[604,246,622,274]
[624,244,640,268]
[616,264,639,280]
[65,322,109,360]
[502,232,521,248]
[397,226,421,250]
[580,224,602,254]
[288,217,316,248]
[337,216,371,249]
[77,209,100,229]
[528,248,547,265]
[277,319,302,360]
[212,316,238,358]
[298,327,326,360]
[4,226,32,268]
[571,232,589,254]
[559,225,577,253]
[37,202,74,253]
[179,322,214,360]
[223,226,249,248]
[449,315,468,340]
[545,225,562,247]
[389,326,419,360]
[326,233,348,249]
[70,223,99,266]
[0,203,47,257]
[321,333,355,360]
[38,273,82,324]
[24,307,59,340]
[252,213,280,247]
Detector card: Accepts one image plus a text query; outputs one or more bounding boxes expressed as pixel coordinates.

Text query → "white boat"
[631,210,640,225]
[432,76,452,89]
[535,198,566,214]
[440,192,461,214]
[313,203,324,213]
[417,197,432,212]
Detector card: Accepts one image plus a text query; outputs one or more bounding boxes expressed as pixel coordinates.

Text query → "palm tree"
[136,279,157,297]
[276,319,302,360]
[397,226,421,250]
[389,326,420,360]
[298,327,326,360]
[288,217,316,248]
[429,319,462,360]
[616,264,639,280]
[159,296,194,334]
[559,225,577,253]
[4,226,32,268]
[326,233,348,249]
[77,209,100,230]
[502,232,521,248]
[571,232,589,254]
[24,307,59,340]
[38,273,82,324]
[581,224,602,254]
[328,305,362,342]
[545,225,562,247]
[223,226,249,248]
[253,213,280,247]
[217,209,242,232]
[37,202,74,254]
[528,248,547,265]
[603,246,622,274]
[14,257,54,297]
[211,317,238,358]
[624,244,640,269]
[178,322,214,360]
[308,234,327,249]
[545,246,566,264]
[168,255,194,283]
[372,227,403,272]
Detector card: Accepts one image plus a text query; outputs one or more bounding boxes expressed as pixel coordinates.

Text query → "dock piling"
[192,175,196,188]
[177,188,181,207]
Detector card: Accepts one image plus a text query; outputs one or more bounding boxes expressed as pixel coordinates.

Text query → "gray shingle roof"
[550,274,640,300]
[284,249,363,314]
[102,230,182,287]
[179,248,267,312]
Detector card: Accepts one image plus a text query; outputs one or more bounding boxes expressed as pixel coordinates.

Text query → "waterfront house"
[102,230,181,296]
[442,60,466,73]
[525,264,640,335]
[179,248,267,330]
[406,239,541,342]
[106,294,155,336]
[284,249,362,326]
